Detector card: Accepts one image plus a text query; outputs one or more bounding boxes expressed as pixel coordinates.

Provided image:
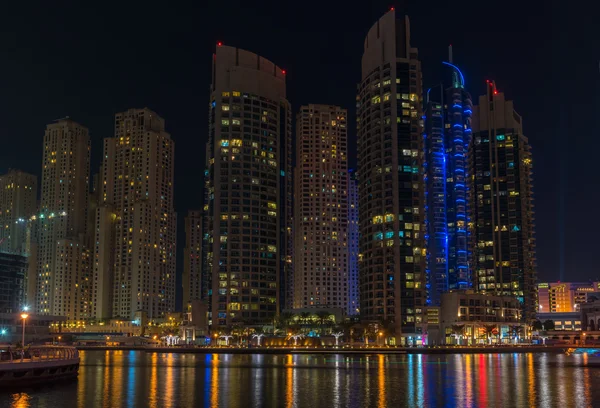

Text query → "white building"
[100,108,177,319]
[294,104,349,311]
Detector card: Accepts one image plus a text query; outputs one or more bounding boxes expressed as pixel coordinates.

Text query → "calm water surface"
[1,350,598,407]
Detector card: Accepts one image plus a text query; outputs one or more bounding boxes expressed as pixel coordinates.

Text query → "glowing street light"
[20,313,29,361]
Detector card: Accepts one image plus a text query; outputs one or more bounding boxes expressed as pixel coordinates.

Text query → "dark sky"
[1,1,599,292]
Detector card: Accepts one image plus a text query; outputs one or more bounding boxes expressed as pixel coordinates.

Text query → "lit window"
[222,105,230,111]
[221,119,230,126]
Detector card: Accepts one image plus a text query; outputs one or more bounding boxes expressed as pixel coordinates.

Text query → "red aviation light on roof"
[217,41,223,47]
[390,7,395,10]
[282,69,286,75]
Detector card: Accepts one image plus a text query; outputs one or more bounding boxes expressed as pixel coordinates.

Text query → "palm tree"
[483,324,497,345]
[450,324,465,345]
[315,311,332,333]
[300,312,313,326]
[509,325,522,344]
[364,323,379,346]
[278,312,295,329]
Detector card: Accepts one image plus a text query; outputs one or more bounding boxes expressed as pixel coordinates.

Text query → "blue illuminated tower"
[424,56,473,306]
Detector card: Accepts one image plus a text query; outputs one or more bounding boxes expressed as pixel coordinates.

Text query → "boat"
[0,346,80,387]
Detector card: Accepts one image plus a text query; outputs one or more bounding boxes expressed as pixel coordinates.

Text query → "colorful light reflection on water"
[2,351,599,407]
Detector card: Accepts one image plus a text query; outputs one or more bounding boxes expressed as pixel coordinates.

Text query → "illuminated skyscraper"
[36,118,91,318]
[357,11,426,342]
[203,45,292,327]
[293,104,349,311]
[471,83,537,322]
[423,58,474,306]
[101,108,177,319]
[348,169,359,315]
[0,170,37,256]
[183,210,203,308]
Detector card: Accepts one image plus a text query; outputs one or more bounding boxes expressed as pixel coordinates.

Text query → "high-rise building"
[348,169,359,315]
[100,108,177,319]
[471,83,537,322]
[423,59,474,305]
[183,210,203,308]
[35,118,90,318]
[0,170,37,255]
[89,202,117,320]
[357,11,426,341]
[203,44,292,327]
[293,104,349,311]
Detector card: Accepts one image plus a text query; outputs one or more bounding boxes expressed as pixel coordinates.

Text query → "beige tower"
[36,118,91,318]
[183,210,202,308]
[0,170,37,255]
[101,108,176,319]
[293,104,349,311]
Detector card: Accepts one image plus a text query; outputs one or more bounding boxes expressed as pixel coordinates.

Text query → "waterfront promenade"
[74,344,573,354]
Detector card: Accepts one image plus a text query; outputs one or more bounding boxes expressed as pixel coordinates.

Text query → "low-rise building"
[536,311,581,331]
[0,312,66,344]
[0,252,27,313]
[581,300,600,331]
[538,281,600,313]
[439,290,524,345]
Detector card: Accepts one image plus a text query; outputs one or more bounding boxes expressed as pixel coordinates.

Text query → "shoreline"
[74,345,573,355]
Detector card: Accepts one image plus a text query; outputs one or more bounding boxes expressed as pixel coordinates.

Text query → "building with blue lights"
[471,83,537,322]
[424,60,473,306]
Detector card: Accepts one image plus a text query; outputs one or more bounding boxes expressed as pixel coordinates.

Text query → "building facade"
[357,11,426,341]
[471,84,537,322]
[293,104,349,311]
[90,203,117,320]
[183,210,203,308]
[440,290,523,345]
[348,169,359,315]
[100,108,177,319]
[0,252,27,313]
[203,44,292,327]
[424,61,473,305]
[35,118,90,318]
[538,281,600,313]
[0,170,37,256]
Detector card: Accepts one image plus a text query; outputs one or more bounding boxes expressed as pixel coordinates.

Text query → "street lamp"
[20,313,29,361]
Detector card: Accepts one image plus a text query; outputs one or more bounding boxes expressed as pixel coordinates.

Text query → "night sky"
[1,1,598,295]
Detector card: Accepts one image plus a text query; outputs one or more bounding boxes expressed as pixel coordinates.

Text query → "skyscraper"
[423,58,474,306]
[293,104,349,311]
[203,44,292,327]
[0,170,37,255]
[471,82,537,322]
[357,11,426,342]
[183,210,203,308]
[100,108,177,319]
[348,169,359,316]
[36,118,91,318]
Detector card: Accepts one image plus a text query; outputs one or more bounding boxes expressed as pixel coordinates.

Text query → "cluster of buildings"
[1,10,542,345]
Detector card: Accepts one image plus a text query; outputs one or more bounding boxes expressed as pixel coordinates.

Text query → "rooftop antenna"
[448,44,453,64]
